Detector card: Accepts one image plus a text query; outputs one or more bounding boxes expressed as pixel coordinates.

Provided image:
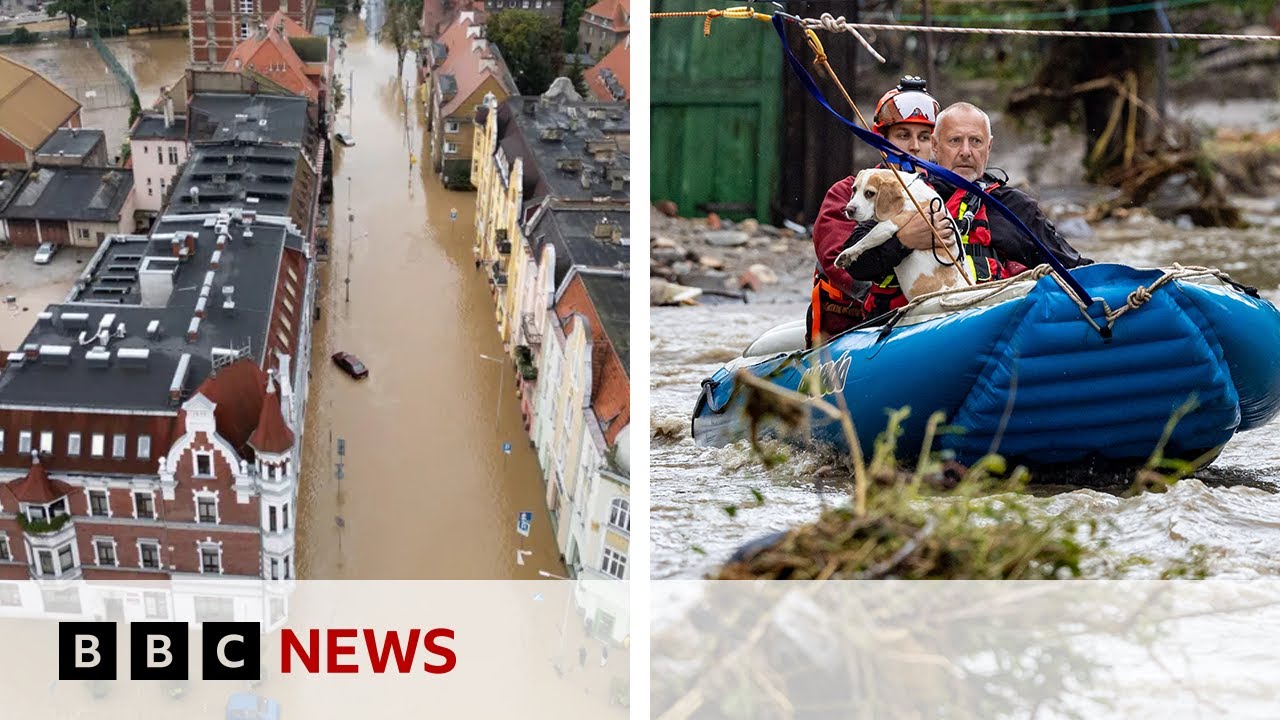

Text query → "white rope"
[801,13,1280,44]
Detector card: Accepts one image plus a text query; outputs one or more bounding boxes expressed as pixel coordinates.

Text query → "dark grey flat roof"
[36,128,105,159]
[168,144,301,217]
[0,168,29,212]
[131,113,188,141]
[188,93,310,146]
[529,205,629,288]
[579,270,629,375]
[0,217,300,411]
[3,167,133,222]
[498,96,629,206]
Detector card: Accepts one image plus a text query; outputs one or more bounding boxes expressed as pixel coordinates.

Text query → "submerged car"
[334,132,355,147]
[226,693,280,720]
[331,351,368,379]
[33,242,57,264]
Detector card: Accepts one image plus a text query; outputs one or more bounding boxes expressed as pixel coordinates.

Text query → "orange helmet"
[873,76,939,136]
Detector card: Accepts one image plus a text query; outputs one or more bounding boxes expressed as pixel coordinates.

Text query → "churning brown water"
[288,22,564,578]
[652,214,1280,579]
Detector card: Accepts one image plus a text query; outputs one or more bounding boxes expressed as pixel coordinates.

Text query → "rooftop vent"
[5,351,24,367]
[169,353,190,402]
[147,319,160,338]
[210,249,222,268]
[39,345,72,365]
[243,210,257,224]
[98,313,117,332]
[23,343,40,360]
[195,296,208,318]
[556,158,582,174]
[60,312,90,330]
[540,126,563,142]
[86,348,111,368]
[118,348,151,368]
[594,222,621,241]
[187,317,201,342]
[190,186,200,203]
[36,311,53,326]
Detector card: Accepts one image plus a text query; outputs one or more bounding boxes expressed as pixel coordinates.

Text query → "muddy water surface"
[651,218,1280,579]
[293,18,564,578]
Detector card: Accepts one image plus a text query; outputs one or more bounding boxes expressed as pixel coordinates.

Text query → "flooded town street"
[293,15,565,578]
[652,217,1280,579]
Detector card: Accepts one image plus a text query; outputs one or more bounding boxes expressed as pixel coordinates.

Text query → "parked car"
[334,132,355,147]
[33,242,57,264]
[226,693,280,720]
[331,351,368,379]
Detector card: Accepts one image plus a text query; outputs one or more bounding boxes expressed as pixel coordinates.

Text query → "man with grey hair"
[830,100,1091,322]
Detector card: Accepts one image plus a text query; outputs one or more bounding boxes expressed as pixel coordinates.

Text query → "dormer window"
[24,498,68,524]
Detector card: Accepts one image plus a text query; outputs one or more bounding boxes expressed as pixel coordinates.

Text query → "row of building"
[436,0,631,643]
[419,2,629,189]
[0,12,337,625]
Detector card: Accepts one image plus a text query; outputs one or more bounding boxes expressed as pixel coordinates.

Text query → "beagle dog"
[834,168,975,300]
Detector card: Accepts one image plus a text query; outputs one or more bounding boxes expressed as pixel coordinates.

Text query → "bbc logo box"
[58,621,260,681]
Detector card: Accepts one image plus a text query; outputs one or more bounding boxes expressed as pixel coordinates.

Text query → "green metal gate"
[651,0,783,221]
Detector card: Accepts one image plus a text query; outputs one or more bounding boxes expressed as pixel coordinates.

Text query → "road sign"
[450,208,458,221]
[517,511,533,537]
[337,438,346,456]
[502,442,512,455]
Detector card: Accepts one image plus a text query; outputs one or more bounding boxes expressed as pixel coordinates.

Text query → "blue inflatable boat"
[692,264,1280,470]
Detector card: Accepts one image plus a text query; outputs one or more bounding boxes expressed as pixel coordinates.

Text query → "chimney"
[170,353,191,403]
[147,320,161,339]
[187,317,201,342]
[163,91,175,129]
[24,343,39,361]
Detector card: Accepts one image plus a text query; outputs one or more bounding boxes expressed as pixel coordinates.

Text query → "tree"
[386,0,424,80]
[46,0,98,38]
[486,10,563,95]
[562,0,586,53]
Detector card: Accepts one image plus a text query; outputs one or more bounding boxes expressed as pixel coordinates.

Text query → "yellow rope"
[649,7,771,37]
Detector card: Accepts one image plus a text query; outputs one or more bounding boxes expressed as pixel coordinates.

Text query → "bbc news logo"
[58,622,458,680]
[59,622,261,681]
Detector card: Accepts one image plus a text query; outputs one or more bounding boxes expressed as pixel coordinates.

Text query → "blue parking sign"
[517,511,533,537]
[502,442,512,455]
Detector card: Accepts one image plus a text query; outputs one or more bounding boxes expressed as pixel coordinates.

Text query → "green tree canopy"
[485,9,563,96]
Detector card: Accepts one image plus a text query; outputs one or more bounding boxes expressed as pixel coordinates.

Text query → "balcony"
[496,228,511,255]
[490,260,507,287]
[515,345,537,382]
[17,512,73,537]
[521,312,543,346]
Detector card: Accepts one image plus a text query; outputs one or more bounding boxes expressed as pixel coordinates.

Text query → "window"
[0,429,4,452]
[58,544,75,572]
[139,541,160,570]
[147,177,152,185]
[195,595,233,620]
[112,434,126,459]
[0,534,9,561]
[168,147,178,165]
[134,492,154,519]
[88,490,109,517]
[608,498,629,533]
[39,431,53,454]
[94,539,117,566]
[139,542,160,569]
[600,548,626,579]
[197,496,218,524]
[0,584,18,607]
[91,434,105,458]
[283,502,290,530]
[78,228,90,240]
[444,142,460,154]
[143,591,167,618]
[269,506,278,533]
[270,557,280,580]
[195,451,213,477]
[26,505,47,523]
[445,120,460,134]
[148,188,153,197]
[240,21,250,38]
[137,435,151,459]
[50,498,67,517]
[143,145,149,154]
[199,546,222,574]
[38,550,53,575]
[18,431,31,454]
[67,433,81,456]
[239,0,252,13]
[284,555,291,580]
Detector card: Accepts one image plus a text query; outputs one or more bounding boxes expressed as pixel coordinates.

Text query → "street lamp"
[479,353,504,425]
[537,570,568,580]
[539,570,574,660]
[345,177,354,303]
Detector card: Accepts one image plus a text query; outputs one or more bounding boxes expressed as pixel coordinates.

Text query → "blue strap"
[771,15,1093,307]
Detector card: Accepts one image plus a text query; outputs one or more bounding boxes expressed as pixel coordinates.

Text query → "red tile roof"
[249,375,294,455]
[4,455,75,505]
[223,11,319,102]
[585,39,628,102]
[585,0,630,31]
[192,358,268,458]
[435,11,515,119]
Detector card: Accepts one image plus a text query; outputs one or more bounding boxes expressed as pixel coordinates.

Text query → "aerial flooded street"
[293,15,564,579]
[651,218,1280,579]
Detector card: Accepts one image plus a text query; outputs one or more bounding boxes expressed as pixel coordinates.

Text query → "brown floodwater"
[293,19,565,578]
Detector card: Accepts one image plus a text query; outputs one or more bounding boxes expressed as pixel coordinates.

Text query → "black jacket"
[843,172,1092,283]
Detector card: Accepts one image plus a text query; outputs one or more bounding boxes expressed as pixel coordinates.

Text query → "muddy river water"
[651,216,1280,579]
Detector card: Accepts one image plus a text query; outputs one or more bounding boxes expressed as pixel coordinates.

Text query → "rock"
[671,260,695,276]
[651,235,679,249]
[651,278,703,306]
[655,200,679,217]
[651,246,687,265]
[747,237,770,249]
[748,263,779,285]
[759,224,783,236]
[1176,214,1194,230]
[739,218,760,235]
[698,255,726,270]
[737,271,762,292]
[770,242,791,253]
[703,230,749,247]
[706,212,722,231]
